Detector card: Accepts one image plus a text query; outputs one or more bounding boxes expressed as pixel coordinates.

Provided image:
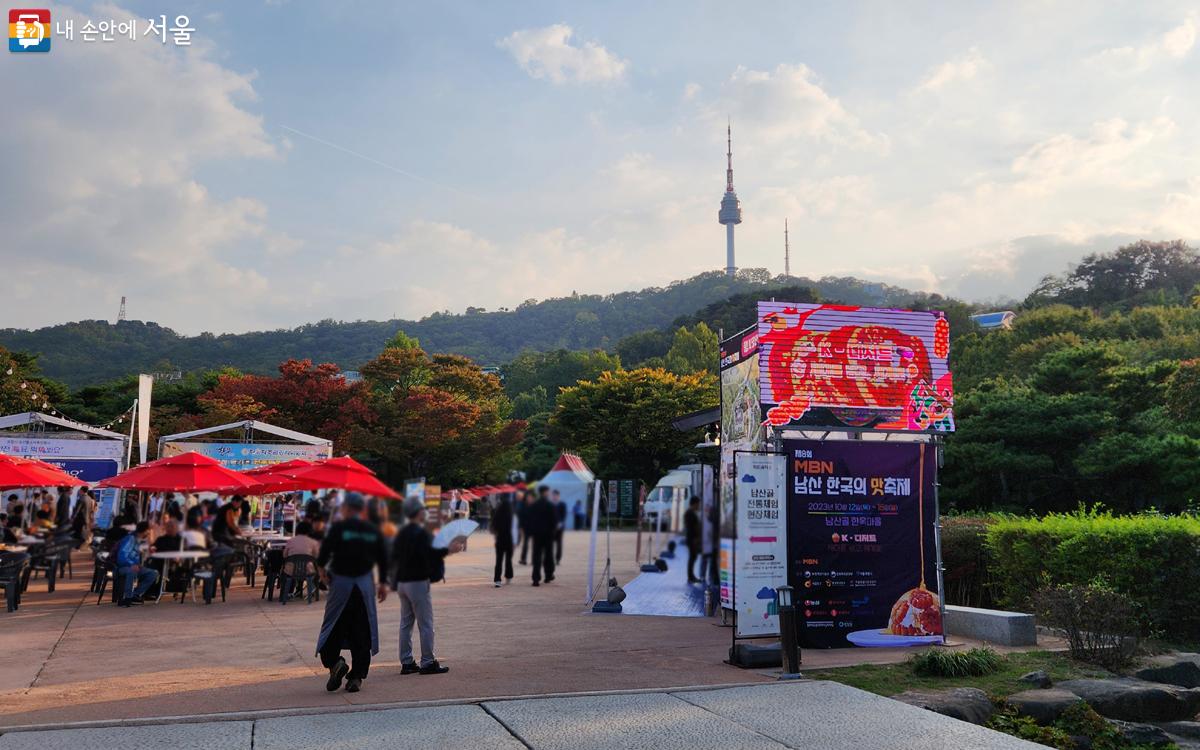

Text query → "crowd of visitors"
[5,481,598,697]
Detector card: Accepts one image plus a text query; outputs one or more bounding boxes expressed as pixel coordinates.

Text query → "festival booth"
[157,420,333,527]
[538,452,594,529]
[720,302,954,659]
[0,411,129,528]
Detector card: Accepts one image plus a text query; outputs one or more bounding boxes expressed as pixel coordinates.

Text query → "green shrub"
[908,647,1002,677]
[986,707,1073,749]
[986,509,1200,640]
[940,515,1001,608]
[1034,580,1140,670]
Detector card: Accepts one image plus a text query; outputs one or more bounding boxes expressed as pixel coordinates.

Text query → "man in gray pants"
[389,497,465,675]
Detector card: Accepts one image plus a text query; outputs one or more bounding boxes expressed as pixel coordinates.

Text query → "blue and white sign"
[162,441,330,470]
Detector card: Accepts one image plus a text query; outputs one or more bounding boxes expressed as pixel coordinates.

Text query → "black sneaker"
[545,576,555,583]
[345,677,362,693]
[419,661,449,675]
[532,581,540,587]
[400,662,420,675]
[117,598,133,607]
[326,658,349,692]
[129,596,145,605]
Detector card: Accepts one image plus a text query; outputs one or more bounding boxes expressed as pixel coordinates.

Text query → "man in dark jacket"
[684,496,703,584]
[528,487,557,586]
[315,493,389,694]
[490,495,515,587]
[516,491,531,565]
[390,496,465,675]
[552,489,566,564]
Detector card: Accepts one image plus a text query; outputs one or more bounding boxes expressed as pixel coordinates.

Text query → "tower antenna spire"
[726,120,734,192]
[117,296,127,323]
[784,219,791,278]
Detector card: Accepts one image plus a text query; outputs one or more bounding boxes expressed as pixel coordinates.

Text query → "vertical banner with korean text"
[784,439,942,648]
[719,326,764,609]
[733,452,787,637]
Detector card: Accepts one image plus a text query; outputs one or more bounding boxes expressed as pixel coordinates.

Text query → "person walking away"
[490,494,515,587]
[55,487,72,530]
[684,496,703,584]
[573,499,586,531]
[517,490,532,565]
[315,493,389,694]
[551,489,566,564]
[528,488,557,586]
[71,488,96,549]
[113,521,159,607]
[390,497,466,675]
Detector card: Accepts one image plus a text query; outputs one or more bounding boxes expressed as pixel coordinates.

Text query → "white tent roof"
[0,411,125,440]
[159,419,330,446]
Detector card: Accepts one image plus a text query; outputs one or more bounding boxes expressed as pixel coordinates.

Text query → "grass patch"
[909,647,1003,678]
[808,649,1103,699]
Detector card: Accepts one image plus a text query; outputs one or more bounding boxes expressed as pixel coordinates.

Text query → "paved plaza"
[0,682,1042,749]
[0,530,1040,738]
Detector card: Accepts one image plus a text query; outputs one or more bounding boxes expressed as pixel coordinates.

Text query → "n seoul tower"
[718,123,742,277]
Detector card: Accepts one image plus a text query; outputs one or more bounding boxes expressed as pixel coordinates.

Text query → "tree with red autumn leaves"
[356,346,525,486]
[196,359,373,453]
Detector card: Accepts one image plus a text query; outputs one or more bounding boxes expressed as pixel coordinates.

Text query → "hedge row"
[985,510,1200,640]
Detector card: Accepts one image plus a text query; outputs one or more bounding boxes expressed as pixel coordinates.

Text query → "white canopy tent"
[538,452,595,529]
[0,411,130,527]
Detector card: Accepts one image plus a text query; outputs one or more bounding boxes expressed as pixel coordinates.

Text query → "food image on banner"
[757,302,954,433]
[733,452,787,637]
[785,439,942,648]
[719,326,765,609]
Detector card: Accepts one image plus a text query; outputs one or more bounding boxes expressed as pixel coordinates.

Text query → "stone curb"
[0,679,778,735]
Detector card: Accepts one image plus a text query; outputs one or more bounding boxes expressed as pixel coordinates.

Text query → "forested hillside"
[0,270,937,387]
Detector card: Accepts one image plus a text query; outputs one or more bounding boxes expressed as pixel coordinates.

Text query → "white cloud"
[497,24,628,84]
[0,4,286,332]
[1090,15,1197,71]
[915,47,989,93]
[683,82,701,100]
[1010,117,1175,192]
[707,63,888,153]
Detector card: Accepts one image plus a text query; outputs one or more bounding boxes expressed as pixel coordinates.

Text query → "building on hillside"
[970,311,1016,331]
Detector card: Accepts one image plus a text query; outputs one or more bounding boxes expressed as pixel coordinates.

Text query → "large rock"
[1058,677,1200,722]
[892,687,995,725]
[1007,689,1084,724]
[1020,670,1052,689]
[1106,719,1174,746]
[1134,653,1200,688]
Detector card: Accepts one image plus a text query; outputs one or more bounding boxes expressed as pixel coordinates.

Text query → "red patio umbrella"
[98,451,259,494]
[241,459,317,494]
[0,453,87,490]
[280,456,400,499]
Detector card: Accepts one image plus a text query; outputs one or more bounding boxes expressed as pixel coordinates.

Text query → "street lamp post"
[776,585,803,679]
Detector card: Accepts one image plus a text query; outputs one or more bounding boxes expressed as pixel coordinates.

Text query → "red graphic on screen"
[759,303,954,431]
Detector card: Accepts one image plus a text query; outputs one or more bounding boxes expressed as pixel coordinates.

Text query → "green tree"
[501,349,621,404]
[663,322,719,376]
[551,368,717,484]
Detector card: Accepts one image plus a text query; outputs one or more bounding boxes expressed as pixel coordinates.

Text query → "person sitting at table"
[33,508,54,531]
[211,496,244,545]
[113,521,158,606]
[181,507,209,550]
[281,521,321,595]
[2,514,15,544]
[154,518,183,553]
[4,494,18,515]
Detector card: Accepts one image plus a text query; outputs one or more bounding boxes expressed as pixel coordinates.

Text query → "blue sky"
[4,1,1198,332]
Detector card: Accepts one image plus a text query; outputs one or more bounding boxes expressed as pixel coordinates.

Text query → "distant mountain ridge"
[0,270,941,387]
